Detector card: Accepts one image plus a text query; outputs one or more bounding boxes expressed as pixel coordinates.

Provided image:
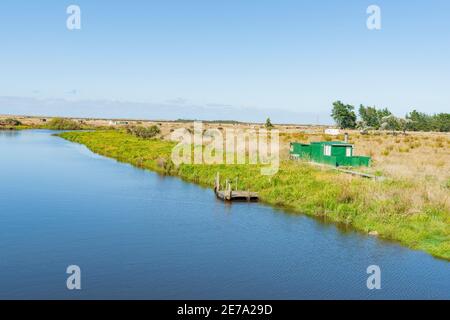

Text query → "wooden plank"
[292,159,386,181]
[336,168,385,181]
[215,190,259,202]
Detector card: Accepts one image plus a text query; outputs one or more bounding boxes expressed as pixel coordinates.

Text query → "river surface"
[0,130,448,299]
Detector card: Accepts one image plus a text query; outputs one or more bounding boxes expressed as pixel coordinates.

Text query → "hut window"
[346,147,352,157]
[324,145,331,156]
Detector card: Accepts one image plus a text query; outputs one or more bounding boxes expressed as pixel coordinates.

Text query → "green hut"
[289,141,371,167]
[289,143,311,160]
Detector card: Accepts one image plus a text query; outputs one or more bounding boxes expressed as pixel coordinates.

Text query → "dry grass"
[281,131,450,214]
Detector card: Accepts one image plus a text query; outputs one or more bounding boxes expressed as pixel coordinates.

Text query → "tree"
[335,102,449,133]
[358,105,392,129]
[380,115,400,134]
[405,111,450,132]
[406,110,432,131]
[377,108,392,119]
[398,118,412,134]
[331,101,357,129]
[359,105,379,128]
[358,105,393,129]
[356,120,369,134]
[432,113,450,132]
[265,117,274,129]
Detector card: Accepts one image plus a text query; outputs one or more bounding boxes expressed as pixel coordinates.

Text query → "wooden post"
[215,172,220,192]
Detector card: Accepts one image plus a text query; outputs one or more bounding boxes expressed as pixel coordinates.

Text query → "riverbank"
[58,130,449,260]
[0,126,30,130]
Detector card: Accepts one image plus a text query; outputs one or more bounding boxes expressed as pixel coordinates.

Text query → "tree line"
[331,101,450,132]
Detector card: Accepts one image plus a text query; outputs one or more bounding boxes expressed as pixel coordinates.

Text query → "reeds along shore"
[57,129,450,260]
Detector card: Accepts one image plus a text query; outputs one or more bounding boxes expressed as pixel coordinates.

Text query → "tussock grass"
[58,130,450,260]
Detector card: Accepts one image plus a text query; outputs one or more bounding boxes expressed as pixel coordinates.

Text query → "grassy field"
[58,129,450,260]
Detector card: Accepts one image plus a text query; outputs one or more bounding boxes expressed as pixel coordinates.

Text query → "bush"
[126,125,160,139]
[46,118,81,130]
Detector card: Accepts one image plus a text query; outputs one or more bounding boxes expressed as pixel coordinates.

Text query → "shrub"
[46,118,81,130]
[156,157,176,174]
[126,125,160,139]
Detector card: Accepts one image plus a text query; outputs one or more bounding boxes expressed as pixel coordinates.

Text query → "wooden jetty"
[214,173,259,202]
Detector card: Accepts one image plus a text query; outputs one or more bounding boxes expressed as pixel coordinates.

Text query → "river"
[0,130,448,299]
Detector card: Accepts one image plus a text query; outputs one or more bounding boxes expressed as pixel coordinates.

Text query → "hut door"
[346,147,352,157]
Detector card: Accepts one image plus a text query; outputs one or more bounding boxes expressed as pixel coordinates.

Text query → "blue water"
[0,130,448,299]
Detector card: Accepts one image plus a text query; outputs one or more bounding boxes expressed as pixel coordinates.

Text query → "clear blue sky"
[0,0,449,123]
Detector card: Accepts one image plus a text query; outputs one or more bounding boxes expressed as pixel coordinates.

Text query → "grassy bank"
[58,130,450,260]
[0,125,33,131]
